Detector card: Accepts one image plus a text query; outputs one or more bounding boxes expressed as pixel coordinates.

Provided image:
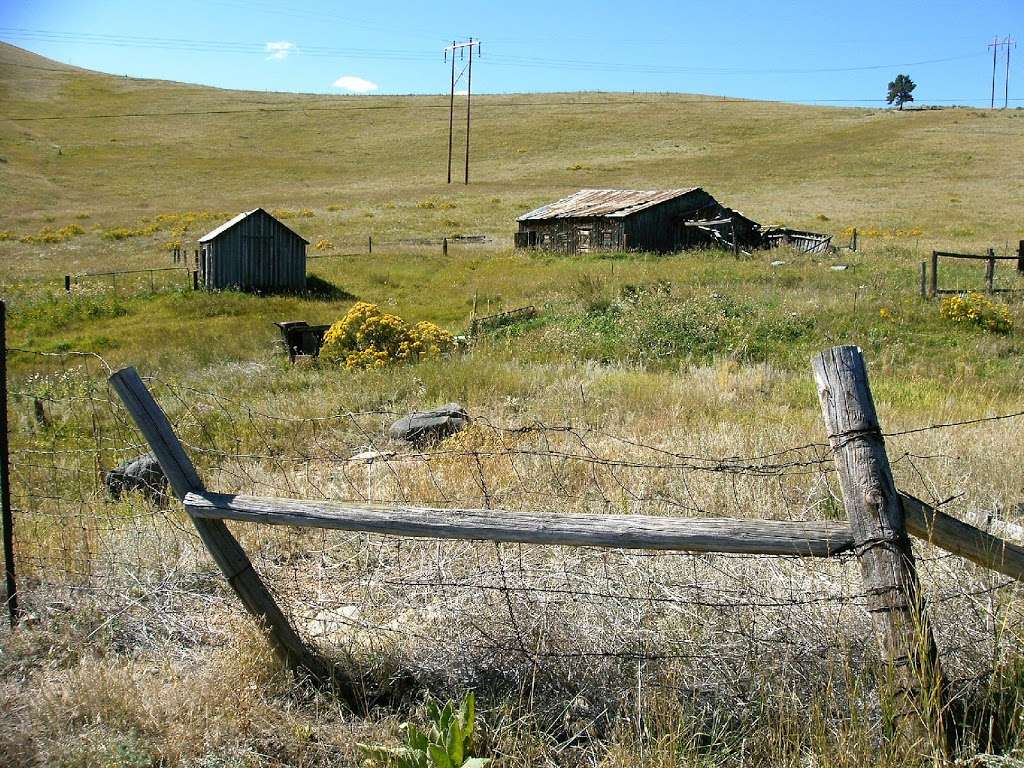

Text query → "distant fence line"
[64,266,197,294]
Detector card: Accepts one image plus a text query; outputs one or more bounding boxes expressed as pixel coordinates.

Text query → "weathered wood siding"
[201,210,306,292]
[517,188,718,254]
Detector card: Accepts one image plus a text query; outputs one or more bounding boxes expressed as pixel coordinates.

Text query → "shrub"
[19,224,85,244]
[416,199,457,210]
[314,238,334,251]
[321,302,454,369]
[940,292,1012,333]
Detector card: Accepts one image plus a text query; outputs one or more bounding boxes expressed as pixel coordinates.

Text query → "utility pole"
[989,35,1014,109]
[1005,36,1016,109]
[446,40,456,185]
[443,38,482,184]
[990,35,1000,109]
[464,37,475,185]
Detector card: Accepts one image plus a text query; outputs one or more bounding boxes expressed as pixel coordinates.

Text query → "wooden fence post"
[930,251,938,298]
[852,227,858,252]
[443,237,448,257]
[813,346,951,757]
[368,235,372,254]
[192,270,199,291]
[1017,240,1023,274]
[919,261,926,299]
[985,249,996,293]
[108,368,355,705]
[64,275,71,293]
[0,301,20,628]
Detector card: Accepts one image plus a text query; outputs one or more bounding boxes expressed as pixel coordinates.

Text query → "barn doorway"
[575,227,591,253]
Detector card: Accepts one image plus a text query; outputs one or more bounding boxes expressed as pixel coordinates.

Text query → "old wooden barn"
[197,208,308,292]
[514,188,762,254]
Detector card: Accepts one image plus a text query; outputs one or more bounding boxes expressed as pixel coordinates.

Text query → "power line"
[0,28,988,77]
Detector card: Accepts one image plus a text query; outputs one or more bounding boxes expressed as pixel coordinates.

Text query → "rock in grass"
[389,404,469,446]
[105,452,167,501]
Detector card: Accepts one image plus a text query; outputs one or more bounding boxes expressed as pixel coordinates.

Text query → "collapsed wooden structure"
[514,188,830,255]
[110,347,1024,756]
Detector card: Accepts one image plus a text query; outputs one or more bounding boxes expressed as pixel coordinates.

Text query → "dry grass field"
[1,41,1024,767]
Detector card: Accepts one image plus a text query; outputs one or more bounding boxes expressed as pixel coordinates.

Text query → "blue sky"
[1,0,1020,106]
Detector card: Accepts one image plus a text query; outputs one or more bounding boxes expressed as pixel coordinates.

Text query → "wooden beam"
[933,250,1019,261]
[108,368,350,702]
[901,492,1024,581]
[813,346,951,757]
[683,217,733,227]
[184,491,855,558]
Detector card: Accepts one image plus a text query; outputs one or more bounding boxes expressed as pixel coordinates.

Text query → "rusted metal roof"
[199,208,310,244]
[517,188,702,221]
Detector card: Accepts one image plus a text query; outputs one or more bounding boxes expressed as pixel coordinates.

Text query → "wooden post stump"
[813,345,951,757]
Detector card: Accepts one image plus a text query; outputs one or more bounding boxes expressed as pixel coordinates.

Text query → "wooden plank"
[813,346,950,757]
[900,492,1024,581]
[107,368,349,701]
[183,491,855,557]
[933,251,1019,261]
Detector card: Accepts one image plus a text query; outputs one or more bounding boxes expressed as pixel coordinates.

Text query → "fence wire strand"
[3,346,1024,722]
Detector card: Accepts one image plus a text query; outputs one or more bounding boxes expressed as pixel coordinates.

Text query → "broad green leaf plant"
[359,692,490,768]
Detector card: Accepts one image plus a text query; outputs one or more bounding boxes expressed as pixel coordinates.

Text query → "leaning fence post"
[812,346,950,757]
[107,368,352,702]
[0,301,20,628]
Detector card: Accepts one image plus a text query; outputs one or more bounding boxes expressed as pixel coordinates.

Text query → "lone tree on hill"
[887,74,916,110]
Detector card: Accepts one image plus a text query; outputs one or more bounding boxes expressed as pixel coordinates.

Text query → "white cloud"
[333,75,379,93]
[265,41,295,61]
[455,89,468,96]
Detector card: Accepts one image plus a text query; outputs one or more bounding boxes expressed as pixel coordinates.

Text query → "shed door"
[575,227,591,253]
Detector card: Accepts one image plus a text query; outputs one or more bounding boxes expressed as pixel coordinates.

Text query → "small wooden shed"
[197,208,308,292]
[515,188,761,254]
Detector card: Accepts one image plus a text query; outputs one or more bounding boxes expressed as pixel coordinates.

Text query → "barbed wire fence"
[2,343,1024,745]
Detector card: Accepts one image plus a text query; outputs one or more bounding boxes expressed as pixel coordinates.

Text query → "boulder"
[388,403,469,446]
[105,452,168,501]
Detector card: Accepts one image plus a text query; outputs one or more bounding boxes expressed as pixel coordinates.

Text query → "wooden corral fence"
[108,347,1024,757]
[926,242,1024,298]
[763,229,834,254]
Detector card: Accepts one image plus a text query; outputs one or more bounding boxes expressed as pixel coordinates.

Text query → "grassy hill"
[3,41,1023,262]
[2,43,1024,768]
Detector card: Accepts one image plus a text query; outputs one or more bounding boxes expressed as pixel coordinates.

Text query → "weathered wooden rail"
[927,244,1024,297]
[109,346,1024,756]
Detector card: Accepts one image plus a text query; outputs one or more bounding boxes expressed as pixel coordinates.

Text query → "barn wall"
[205,210,306,292]
[517,218,625,254]
[516,189,720,254]
[622,189,717,252]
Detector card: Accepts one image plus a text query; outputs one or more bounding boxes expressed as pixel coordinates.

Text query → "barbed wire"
[4,344,1024,710]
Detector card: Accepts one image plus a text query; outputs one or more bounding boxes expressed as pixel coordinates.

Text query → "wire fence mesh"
[3,345,1024,731]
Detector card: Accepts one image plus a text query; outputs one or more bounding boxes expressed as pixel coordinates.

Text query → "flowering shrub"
[19,224,85,244]
[321,302,454,369]
[314,238,333,251]
[940,292,1012,333]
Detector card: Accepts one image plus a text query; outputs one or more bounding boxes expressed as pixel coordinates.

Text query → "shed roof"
[517,188,702,221]
[198,207,310,244]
